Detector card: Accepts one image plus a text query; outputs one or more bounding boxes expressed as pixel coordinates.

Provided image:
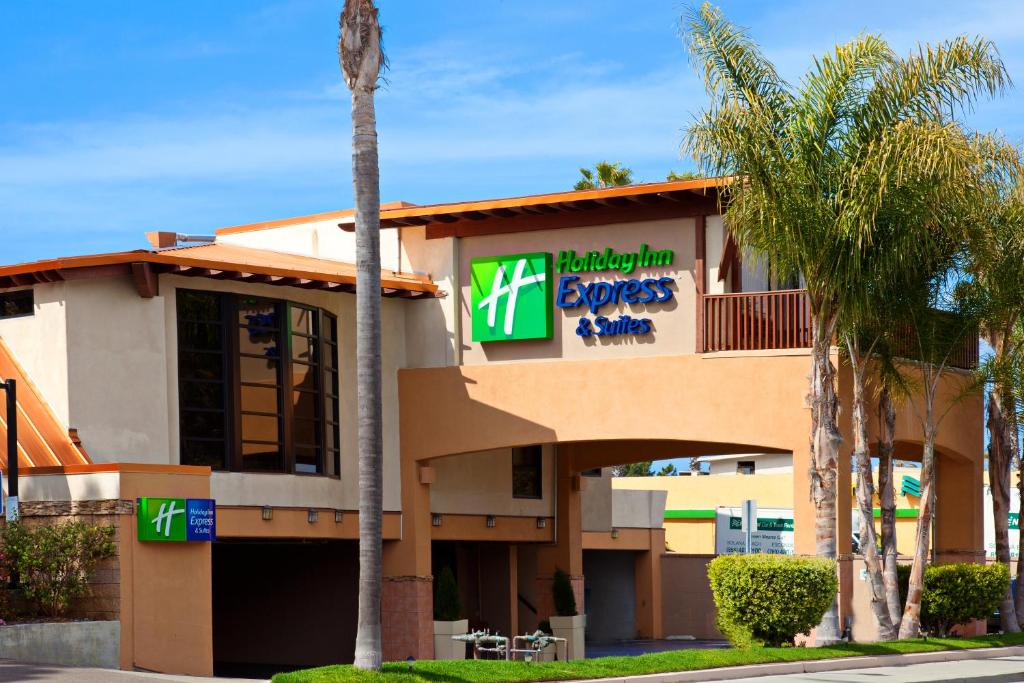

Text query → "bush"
[897,563,1007,637]
[1,521,116,618]
[433,566,462,622]
[553,568,578,617]
[707,554,837,647]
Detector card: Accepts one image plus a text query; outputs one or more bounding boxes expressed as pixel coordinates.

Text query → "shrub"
[1,521,116,618]
[707,554,837,647]
[552,568,578,617]
[433,566,462,622]
[897,562,1006,636]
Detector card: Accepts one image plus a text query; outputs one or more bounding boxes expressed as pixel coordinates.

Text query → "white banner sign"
[984,486,1020,559]
[715,506,794,555]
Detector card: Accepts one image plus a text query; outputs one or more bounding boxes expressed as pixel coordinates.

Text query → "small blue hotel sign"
[137,497,216,542]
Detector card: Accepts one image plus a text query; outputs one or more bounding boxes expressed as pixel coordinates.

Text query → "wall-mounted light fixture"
[432,514,442,527]
[308,509,318,523]
[536,517,547,529]
[335,510,344,523]
[611,527,619,540]
[261,506,273,521]
[486,515,496,528]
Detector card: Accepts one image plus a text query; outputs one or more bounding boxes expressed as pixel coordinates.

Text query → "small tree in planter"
[432,566,468,660]
[1,521,115,619]
[550,568,584,660]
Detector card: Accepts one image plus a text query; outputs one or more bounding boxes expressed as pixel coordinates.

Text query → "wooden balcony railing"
[703,289,811,352]
[700,289,979,370]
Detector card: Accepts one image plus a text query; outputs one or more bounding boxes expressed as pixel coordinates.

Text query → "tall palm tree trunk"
[877,386,902,627]
[989,384,1021,632]
[811,312,842,644]
[899,418,936,639]
[848,342,897,639]
[340,0,385,670]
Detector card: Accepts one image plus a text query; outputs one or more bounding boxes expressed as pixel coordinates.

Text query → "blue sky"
[2,0,1023,265]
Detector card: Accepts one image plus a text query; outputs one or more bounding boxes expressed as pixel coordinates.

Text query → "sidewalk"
[0,659,265,683]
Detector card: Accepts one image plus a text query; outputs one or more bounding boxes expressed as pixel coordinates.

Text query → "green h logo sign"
[470,252,552,342]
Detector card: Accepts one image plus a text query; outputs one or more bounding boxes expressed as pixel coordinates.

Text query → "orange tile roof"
[0,242,437,297]
[0,337,91,471]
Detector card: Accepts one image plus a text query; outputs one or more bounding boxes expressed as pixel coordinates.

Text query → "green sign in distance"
[137,497,217,542]
[470,252,553,342]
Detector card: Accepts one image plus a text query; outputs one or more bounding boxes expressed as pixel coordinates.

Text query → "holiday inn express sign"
[470,245,675,342]
[137,497,217,542]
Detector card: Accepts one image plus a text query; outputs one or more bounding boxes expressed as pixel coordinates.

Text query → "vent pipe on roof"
[145,232,215,249]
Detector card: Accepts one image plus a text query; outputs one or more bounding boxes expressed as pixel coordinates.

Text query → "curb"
[556,644,1024,682]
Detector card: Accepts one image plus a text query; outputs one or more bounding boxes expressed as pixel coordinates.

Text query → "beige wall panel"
[399,226,458,368]
[429,445,554,517]
[0,282,70,425]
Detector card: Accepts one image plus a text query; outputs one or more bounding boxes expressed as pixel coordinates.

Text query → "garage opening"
[583,549,637,642]
[213,540,358,677]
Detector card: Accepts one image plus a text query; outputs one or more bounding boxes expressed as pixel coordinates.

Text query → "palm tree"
[339,0,385,670]
[574,161,633,190]
[962,147,1024,630]
[682,1,1007,643]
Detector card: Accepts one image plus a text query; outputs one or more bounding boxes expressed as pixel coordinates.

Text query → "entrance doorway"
[583,550,637,642]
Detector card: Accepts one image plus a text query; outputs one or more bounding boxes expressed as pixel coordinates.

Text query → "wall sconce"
[432,514,442,527]
[261,506,273,521]
[536,517,547,529]
[611,527,619,540]
[308,509,318,523]
[335,510,344,523]
[486,515,496,528]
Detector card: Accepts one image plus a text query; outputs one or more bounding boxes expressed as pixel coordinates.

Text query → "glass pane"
[178,291,220,322]
[290,306,315,335]
[325,424,338,451]
[291,335,317,363]
[292,389,319,420]
[293,363,317,392]
[180,380,224,411]
[242,442,283,472]
[326,396,339,424]
[328,449,340,477]
[182,439,227,468]
[294,417,319,446]
[240,385,278,415]
[239,326,280,357]
[238,298,278,328]
[295,446,320,474]
[241,413,279,442]
[324,369,339,396]
[181,410,226,439]
[0,289,34,318]
[179,351,223,382]
[179,322,223,351]
[324,343,337,370]
[323,314,337,342]
[239,356,279,385]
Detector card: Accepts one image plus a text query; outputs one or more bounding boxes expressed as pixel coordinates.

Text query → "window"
[512,446,543,499]
[0,290,33,319]
[177,290,340,476]
[737,461,755,475]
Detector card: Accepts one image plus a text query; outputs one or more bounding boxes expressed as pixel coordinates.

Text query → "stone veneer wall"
[13,499,132,621]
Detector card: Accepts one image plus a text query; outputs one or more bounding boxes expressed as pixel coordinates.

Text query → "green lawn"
[272,632,1024,683]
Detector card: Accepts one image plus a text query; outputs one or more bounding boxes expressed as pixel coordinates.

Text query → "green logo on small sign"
[470,252,552,342]
[137,497,216,542]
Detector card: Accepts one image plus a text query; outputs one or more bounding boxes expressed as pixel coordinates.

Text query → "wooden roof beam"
[130,262,159,299]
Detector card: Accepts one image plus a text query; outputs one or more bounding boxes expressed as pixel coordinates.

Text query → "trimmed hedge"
[433,566,462,622]
[898,563,1007,636]
[708,554,837,647]
[553,569,578,617]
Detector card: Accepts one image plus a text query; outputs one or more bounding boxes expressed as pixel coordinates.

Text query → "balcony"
[700,289,978,370]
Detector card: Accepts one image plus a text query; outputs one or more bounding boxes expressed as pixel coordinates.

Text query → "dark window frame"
[512,445,543,499]
[0,289,34,319]
[736,460,755,475]
[176,289,340,477]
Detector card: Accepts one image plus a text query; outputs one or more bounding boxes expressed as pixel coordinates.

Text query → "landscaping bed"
[271,633,1024,682]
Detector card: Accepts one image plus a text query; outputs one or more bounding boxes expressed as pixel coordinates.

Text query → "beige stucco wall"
[457,218,699,364]
[427,445,555,517]
[581,474,612,531]
[613,488,667,528]
[217,216,403,273]
[65,278,171,463]
[160,274,405,511]
[399,226,459,368]
[0,282,71,426]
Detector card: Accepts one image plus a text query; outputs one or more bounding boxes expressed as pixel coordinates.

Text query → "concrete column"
[535,446,584,619]
[634,529,664,639]
[381,461,434,662]
[935,452,985,563]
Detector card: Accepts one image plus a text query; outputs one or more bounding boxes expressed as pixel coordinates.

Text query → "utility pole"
[2,379,17,521]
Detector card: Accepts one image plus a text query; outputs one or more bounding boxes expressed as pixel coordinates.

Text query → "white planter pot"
[433,619,469,660]
[549,614,585,660]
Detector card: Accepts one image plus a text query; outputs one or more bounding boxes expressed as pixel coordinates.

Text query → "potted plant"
[432,566,468,660]
[549,569,585,660]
